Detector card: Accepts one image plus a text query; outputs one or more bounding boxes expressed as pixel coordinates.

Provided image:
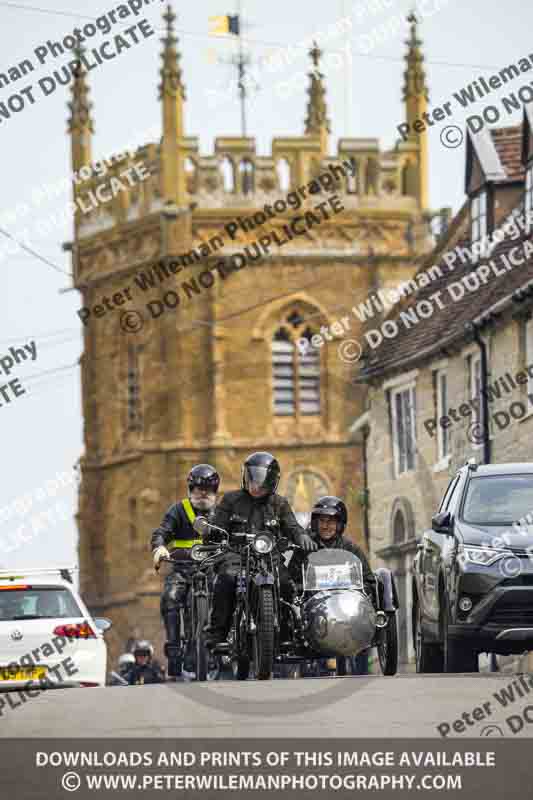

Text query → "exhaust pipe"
[376,611,388,629]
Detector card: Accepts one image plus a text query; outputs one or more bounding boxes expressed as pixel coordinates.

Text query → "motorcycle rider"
[290,495,375,597]
[204,451,317,648]
[126,640,165,685]
[151,464,220,677]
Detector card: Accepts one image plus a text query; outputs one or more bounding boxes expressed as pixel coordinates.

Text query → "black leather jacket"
[212,490,304,543]
[151,501,215,566]
[126,661,165,685]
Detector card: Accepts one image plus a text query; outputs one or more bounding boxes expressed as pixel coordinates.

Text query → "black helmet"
[187,464,220,493]
[242,452,280,496]
[310,496,347,536]
[133,639,154,658]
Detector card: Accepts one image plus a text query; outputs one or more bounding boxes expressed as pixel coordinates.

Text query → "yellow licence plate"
[0,666,47,681]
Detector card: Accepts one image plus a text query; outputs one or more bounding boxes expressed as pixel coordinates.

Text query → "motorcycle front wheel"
[194,595,209,682]
[253,587,275,680]
[378,613,398,676]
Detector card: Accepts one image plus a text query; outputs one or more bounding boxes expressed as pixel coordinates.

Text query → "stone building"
[355,113,533,665]
[70,5,438,661]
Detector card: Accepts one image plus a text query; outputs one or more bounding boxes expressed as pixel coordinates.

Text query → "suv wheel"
[414,602,443,673]
[442,600,478,673]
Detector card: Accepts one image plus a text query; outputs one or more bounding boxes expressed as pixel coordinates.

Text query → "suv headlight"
[253,535,273,554]
[460,545,514,566]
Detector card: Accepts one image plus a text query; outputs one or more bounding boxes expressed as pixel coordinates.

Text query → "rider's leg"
[162,571,187,676]
[206,560,238,645]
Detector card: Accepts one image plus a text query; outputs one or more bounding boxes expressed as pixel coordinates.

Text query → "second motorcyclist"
[126,640,165,685]
[151,464,220,677]
[204,451,317,648]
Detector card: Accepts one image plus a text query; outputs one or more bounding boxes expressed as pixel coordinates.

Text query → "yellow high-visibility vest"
[167,499,203,551]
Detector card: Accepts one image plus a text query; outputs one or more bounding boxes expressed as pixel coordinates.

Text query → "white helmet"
[118,653,135,669]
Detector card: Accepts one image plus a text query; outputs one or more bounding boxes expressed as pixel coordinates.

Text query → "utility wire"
[0,228,72,278]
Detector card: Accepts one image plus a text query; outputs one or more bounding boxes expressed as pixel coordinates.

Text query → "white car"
[0,567,110,691]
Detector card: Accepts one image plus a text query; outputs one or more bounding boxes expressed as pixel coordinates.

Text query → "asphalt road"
[3,672,533,738]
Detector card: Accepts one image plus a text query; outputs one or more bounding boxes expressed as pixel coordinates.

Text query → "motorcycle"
[193,515,283,681]
[281,547,399,676]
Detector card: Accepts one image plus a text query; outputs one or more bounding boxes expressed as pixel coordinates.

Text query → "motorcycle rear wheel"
[254,587,275,680]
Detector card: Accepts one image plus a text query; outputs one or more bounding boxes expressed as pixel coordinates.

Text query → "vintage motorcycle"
[193,515,284,680]
[280,546,399,676]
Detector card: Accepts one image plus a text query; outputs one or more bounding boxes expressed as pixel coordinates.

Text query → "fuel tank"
[302,590,376,656]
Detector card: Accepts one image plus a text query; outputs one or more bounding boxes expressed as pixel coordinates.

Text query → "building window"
[239,158,254,194]
[391,384,416,475]
[272,328,295,416]
[526,317,533,395]
[436,369,450,461]
[469,353,483,448]
[127,345,142,432]
[525,165,533,234]
[471,190,488,262]
[271,320,320,418]
[346,162,357,194]
[220,156,235,192]
[276,158,291,191]
[393,509,406,544]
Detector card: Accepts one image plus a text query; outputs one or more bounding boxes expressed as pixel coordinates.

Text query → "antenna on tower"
[208,4,260,137]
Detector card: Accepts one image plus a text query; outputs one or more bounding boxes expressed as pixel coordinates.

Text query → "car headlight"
[461,546,514,566]
[253,535,273,554]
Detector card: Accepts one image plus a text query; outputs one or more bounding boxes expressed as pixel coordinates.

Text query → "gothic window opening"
[220,156,235,192]
[127,344,142,432]
[240,158,254,194]
[393,509,406,544]
[272,321,320,418]
[276,158,291,191]
[346,162,357,194]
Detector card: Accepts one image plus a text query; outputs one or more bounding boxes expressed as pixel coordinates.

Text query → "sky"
[0,0,529,573]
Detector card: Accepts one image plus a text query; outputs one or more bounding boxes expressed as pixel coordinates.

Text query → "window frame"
[525,164,533,235]
[391,382,417,477]
[271,320,321,420]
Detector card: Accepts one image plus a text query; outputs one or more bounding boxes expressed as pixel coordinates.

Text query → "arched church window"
[240,158,254,194]
[393,509,406,544]
[276,158,291,191]
[271,318,320,418]
[346,161,358,194]
[220,156,235,192]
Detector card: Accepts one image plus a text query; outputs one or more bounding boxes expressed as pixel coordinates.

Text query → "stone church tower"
[71,6,434,661]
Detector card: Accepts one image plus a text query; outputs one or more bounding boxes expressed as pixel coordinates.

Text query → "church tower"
[73,6,435,661]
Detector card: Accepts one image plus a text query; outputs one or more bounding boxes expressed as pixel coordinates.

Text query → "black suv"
[413,462,533,673]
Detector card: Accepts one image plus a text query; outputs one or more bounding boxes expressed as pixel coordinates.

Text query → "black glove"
[296,533,318,553]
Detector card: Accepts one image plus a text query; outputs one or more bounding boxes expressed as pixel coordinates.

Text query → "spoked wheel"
[194,595,209,682]
[415,602,443,673]
[378,613,398,676]
[253,587,275,680]
[232,609,251,680]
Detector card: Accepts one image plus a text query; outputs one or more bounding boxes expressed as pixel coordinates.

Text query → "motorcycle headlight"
[461,546,514,566]
[253,534,273,554]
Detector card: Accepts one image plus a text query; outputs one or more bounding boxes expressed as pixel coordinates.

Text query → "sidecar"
[296,550,398,676]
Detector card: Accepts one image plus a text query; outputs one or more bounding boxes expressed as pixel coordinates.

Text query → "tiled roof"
[358,204,533,380]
